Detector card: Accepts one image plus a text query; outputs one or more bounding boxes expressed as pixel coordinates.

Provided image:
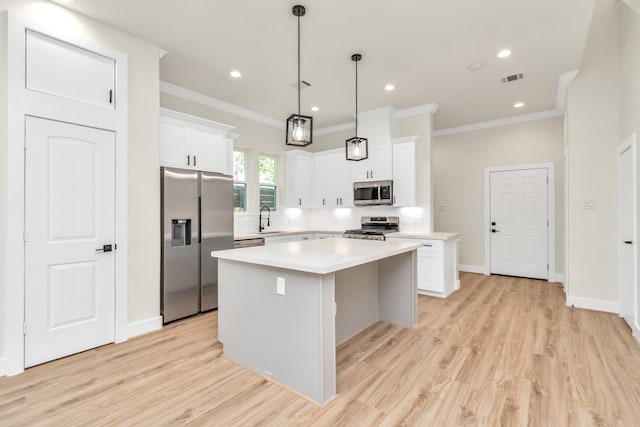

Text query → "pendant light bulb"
[293,118,306,141]
[353,142,360,157]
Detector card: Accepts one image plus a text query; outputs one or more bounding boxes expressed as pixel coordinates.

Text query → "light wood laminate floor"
[2,273,640,426]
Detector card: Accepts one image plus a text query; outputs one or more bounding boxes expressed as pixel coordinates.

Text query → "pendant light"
[346,53,368,161]
[286,4,313,147]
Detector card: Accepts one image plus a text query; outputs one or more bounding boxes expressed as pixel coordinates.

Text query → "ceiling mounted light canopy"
[286,4,313,147]
[346,53,368,161]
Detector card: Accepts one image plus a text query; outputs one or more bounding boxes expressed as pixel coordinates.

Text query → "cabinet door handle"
[340,197,342,205]
[624,240,633,245]
[337,198,339,205]
[187,155,190,166]
[423,244,432,247]
[108,89,113,104]
[322,198,325,206]
[370,170,373,179]
[299,198,302,206]
[366,171,370,179]
[194,156,197,166]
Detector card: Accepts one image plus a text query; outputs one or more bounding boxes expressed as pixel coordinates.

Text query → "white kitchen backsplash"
[234,205,431,234]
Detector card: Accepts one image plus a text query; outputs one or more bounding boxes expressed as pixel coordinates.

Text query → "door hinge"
[23,322,27,335]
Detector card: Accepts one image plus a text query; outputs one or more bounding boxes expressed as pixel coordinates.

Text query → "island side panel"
[377,251,418,327]
[218,259,336,404]
[334,262,379,344]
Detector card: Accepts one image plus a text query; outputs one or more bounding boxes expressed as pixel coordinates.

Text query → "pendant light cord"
[355,58,358,137]
[297,13,301,116]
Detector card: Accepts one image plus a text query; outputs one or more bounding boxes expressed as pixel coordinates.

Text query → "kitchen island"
[212,238,422,405]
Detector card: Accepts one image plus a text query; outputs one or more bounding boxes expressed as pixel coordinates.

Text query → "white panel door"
[26,30,116,108]
[490,168,548,279]
[25,116,116,368]
[618,143,636,328]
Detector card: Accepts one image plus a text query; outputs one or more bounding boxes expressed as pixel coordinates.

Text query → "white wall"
[432,118,565,274]
[0,13,8,364]
[0,0,160,369]
[565,0,622,311]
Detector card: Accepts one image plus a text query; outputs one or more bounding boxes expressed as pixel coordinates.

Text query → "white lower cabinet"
[387,237,460,298]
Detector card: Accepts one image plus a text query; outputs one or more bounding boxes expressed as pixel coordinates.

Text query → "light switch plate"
[276,277,285,295]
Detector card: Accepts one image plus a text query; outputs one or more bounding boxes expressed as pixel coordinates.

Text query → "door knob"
[491,229,499,233]
[623,240,633,245]
[96,244,113,252]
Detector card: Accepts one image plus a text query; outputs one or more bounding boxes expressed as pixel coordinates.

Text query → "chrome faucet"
[259,206,271,232]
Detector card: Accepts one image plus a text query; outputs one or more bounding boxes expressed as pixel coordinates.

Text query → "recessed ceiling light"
[514,102,525,108]
[229,70,242,78]
[468,62,484,72]
[497,49,512,59]
[311,106,319,112]
[384,84,395,92]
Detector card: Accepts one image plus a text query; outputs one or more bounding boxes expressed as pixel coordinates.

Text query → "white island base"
[214,238,421,405]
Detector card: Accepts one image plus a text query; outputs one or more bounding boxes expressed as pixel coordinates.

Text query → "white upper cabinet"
[325,152,353,207]
[159,109,235,175]
[313,151,353,208]
[392,136,426,207]
[285,150,314,208]
[26,30,115,109]
[351,143,392,182]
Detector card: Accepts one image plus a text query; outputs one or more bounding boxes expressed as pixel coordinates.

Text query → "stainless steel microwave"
[353,180,393,206]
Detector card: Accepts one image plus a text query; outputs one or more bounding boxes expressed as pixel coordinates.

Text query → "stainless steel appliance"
[343,216,400,241]
[353,180,393,206]
[161,167,234,323]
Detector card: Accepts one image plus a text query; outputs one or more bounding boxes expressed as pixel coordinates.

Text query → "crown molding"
[433,109,562,137]
[396,102,440,118]
[160,80,284,129]
[556,70,579,113]
[315,121,355,136]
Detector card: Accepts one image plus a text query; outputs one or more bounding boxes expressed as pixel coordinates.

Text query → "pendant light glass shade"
[346,53,368,161]
[286,5,313,147]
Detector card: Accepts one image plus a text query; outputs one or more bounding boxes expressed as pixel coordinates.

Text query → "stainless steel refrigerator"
[161,167,234,323]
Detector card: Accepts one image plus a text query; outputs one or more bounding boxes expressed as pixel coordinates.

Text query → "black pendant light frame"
[286,4,313,147]
[346,53,368,161]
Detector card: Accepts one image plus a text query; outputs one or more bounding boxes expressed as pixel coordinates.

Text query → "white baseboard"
[566,296,619,314]
[550,273,565,284]
[458,264,486,274]
[128,316,163,339]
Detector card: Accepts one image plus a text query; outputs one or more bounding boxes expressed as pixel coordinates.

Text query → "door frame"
[483,162,556,281]
[617,133,638,336]
[3,11,128,375]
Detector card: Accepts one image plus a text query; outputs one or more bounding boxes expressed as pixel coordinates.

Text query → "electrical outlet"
[276,277,285,295]
[583,200,596,209]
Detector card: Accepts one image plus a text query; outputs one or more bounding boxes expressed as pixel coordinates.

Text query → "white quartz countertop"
[234,229,344,240]
[386,232,462,241]
[213,238,422,275]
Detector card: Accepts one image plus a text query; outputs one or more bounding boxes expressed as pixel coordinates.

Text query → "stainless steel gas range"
[343,216,400,241]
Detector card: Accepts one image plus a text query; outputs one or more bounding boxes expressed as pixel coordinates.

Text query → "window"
[259,154,277,210]
[233,150,246,212]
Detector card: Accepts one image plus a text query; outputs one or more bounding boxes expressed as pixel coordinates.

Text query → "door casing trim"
[3,11,128,375]
[483,162,556,281]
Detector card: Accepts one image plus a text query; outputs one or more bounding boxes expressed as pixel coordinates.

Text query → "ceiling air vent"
[501,73,524,83]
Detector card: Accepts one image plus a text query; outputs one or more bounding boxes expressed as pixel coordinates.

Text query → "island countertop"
[212,238,422,275]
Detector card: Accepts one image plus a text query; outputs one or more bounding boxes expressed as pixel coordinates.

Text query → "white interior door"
[618,140,636,329]
[490,168,548,279]
[24,116,116,368]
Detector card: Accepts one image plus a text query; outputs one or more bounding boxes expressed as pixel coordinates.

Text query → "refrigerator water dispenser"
[171,219,191,246]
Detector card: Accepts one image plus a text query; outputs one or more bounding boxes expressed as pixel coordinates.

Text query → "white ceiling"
[58,0,595,131]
